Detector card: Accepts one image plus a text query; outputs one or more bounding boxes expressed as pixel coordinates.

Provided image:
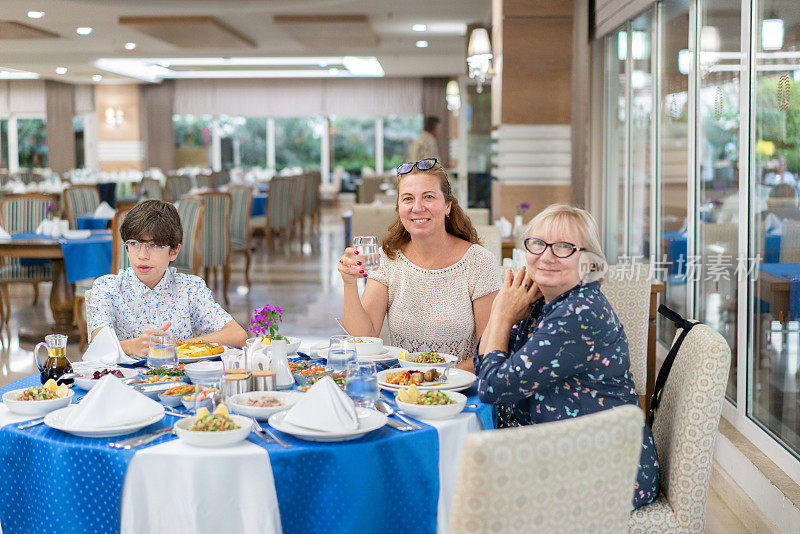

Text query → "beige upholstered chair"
[602,264,651,405]
[475,224,502,264]
[320,166,343,205]
[350,204,397,244]
[780,220,800,262]
[464,208,490,226]
[449,405,644,534]
[629,323,730,533]
[63,185,100,229]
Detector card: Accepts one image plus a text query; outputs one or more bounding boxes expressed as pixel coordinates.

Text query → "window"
[604,28,627,262]
[173,115,212,168]
[383,115,423,171]
[17,118,47,168]
[0,120,8,169]
[234,118,267,168]
[275,117,322,172]
[331,117,375,174]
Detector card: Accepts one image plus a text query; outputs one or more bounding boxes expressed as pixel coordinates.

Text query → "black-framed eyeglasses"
[124,240,171,254]
[396,158,439,175]
[523,238,585,258]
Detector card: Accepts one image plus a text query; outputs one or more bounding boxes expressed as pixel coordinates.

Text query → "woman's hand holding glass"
[492,267,542,325]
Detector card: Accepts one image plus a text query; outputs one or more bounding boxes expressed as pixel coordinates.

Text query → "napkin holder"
[245,337,271,371]
[269,339,295,390]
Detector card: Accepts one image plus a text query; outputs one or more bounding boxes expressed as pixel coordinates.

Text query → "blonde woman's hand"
[491,267,541,325]
[338,247,367,284]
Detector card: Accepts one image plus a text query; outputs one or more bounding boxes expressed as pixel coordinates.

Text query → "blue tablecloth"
[252,193,267,217]
[76,215,111,230]
[760,263,800,320]
[12,231,113,283]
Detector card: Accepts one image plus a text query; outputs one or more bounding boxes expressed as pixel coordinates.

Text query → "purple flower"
[520,202,530,212]
[46,203,58,216]
[248,304,283,337]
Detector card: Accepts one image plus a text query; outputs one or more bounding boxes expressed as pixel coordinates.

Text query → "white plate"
[245,336,302,354]
[177,345,238,364]
[2,388,74,416]
[377,368,477,392]
[268,407,387,442]
[228,391,303,421]
[74,367,139,390]
[44,405,165,438]
[174,414,252,447]
[352,337,383,356]
[397,352,459,370]
[315,345,403,364]
[396,390,467,420]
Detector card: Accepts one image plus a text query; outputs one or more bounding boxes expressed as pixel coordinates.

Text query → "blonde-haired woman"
[338,158,500,370]
[475,204,659,508]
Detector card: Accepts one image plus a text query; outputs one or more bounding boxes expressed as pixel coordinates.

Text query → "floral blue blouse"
[474,281,659,508]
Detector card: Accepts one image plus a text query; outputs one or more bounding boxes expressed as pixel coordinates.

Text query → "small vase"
[514,214,523,229]
[269,339,295,390]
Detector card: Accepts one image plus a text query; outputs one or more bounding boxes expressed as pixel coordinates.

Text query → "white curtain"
[0,80,46,116]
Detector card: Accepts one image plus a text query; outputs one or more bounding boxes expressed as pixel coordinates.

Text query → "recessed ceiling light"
[415,40,429,48]
[76,27,92,35]
[55,67,67,75]
[412,24,427,32]
[92,74,103,82]
[125,42,136,50]
[27,11,45,19]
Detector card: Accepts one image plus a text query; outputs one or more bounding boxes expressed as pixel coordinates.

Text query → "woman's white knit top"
[369,244,501,361]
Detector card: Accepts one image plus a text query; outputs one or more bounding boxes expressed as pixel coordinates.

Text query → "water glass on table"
[327,335,357,372]
[345,360,378,407]
[147,332,178,369]
[353,236,380,272]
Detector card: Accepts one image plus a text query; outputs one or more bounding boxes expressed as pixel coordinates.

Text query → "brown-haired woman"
[338,158,500,370]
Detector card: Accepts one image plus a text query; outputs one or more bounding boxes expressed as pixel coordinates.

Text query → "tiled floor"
[0,200,751,531]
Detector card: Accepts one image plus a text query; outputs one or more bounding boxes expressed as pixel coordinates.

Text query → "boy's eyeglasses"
[523,238,585,258]
[396,158,439,175]
[124,240,170,253]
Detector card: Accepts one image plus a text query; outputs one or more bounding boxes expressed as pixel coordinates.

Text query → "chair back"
[139,177,163,200]
[629,323,730,532]
[331,166,344,190]
[464,208,490,226]
[351,204,397,242]
[781,220,800,262]
[174,197,205,275]
[63,185,101,228]
[602,264,651,397]
[475,224,502,264]
[193,192,231,268]
[450,405,644,534]
[228,185,253,251]
[357,176,385,204]
[267,177,293,232]
[290,174,305,224]
[0,193,58,233]
[165,175,192,203]
[110,207,133,274]
[210,170,230,188]
[195,174,212,190]
[304,171,321,217]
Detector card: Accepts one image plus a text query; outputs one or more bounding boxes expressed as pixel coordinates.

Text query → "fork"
[250,417,291,448]
[440,361,456,382]
[17,394,85,429]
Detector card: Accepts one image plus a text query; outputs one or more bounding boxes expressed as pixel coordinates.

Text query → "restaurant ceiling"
[0,0,490,84]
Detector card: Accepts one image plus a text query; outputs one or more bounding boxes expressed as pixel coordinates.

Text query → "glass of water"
[327,335,357,372]
[345,360,378,407]
[147,331,178,369]
[353,235,380,272]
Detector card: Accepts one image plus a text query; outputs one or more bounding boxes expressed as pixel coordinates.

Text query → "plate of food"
[268,407,387,442]
[158,383,195,406]
[397,350,459,370]
[44,405,164,438]
[181,387,220,411]
[296,371,346,392]
[395,386,467,419]
[315,345,402,364]
[134,381,183,400]
[228,391,303,420]
[2,381,74,416]
[176,341,226,363]
[74,367,139,391]
[174,405,252,447]
[140,367,188,381]
[377,367,476,392]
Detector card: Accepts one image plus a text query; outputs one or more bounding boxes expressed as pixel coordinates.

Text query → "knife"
[108,427,174,449]
[385,418,414,431]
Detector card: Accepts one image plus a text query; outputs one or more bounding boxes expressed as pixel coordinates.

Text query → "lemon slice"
[398,350,408,361]
[196,407,210,418]
[43,379,58,392]
[213,403,229,416]
[56,384,69,398]
[260,337,272,345]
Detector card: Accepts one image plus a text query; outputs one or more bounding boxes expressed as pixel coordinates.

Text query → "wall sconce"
[446,80,461,113]
[467,28,493,93]
[104,106,124,126]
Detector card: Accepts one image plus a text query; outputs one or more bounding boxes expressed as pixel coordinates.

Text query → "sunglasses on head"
[396,158,439,175]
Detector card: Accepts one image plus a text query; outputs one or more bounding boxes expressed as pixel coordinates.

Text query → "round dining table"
[0,345,495,534]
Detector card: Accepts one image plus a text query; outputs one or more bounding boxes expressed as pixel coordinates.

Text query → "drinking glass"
[345,360,378,407]
[327,335,357,372]
[147,332,178,369]
[353,235,380,272]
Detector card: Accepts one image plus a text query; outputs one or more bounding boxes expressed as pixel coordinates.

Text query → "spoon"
[374,400,422,430]
[335,318,352,336]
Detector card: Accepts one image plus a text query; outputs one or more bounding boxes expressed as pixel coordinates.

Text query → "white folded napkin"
[284,375,358,433]
[93,202,116,219]
[0,225,9,239]
[63,229,91,239]
[495,217,513,239]
[8,181,25,194]
[64,374,163,430]
[36,219,65,238]
[83,325,137,364]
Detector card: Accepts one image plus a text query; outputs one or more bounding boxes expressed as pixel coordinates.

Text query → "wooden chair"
[349,204,397,245]
[265,177,293,248]
[0,193,57,326]
[290,174,306,240]
[165,175,193,203]
[194,174,212,190]
[210,170,230,188]
[138,177,163,200]
[173,197,205,277]
[63,185,100,229]
[450,405,644,534]
[228,185,254,286]
[304,171,322,233]
[319,166,343,206]
[191,192,232,305]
